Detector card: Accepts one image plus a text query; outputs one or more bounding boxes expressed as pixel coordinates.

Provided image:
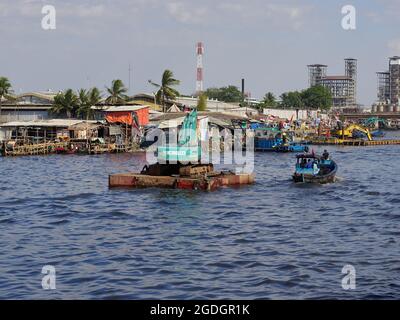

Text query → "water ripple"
[0,139,400,299]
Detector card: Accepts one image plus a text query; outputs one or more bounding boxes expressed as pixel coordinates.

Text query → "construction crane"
[332,124,373,141]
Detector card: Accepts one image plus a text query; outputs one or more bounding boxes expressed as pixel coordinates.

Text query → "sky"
[1,0,400,106]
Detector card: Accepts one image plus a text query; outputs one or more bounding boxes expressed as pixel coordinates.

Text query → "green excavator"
[141,109,214,177]
[361,117,388,129]
[157,109,200,163]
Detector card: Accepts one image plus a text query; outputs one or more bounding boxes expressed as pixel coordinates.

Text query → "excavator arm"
[347,124,373,141]
[178,109,198,146]
[333,124,373,141]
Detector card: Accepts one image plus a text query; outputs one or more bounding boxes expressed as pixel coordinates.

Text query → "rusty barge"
[109,170,255,191]
[109,109,255,191]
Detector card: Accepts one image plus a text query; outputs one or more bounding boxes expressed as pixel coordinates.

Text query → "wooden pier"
[89,143,139,155]
[1,142,70,156]
[311,138,400,146]
[1,141,140,157]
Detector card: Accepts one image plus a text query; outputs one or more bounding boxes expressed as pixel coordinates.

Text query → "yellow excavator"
[332,124,373,141]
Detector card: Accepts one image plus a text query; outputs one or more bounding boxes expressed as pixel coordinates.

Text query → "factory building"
[376,56,400,110]
[389,56,400,105]
[308,58,357,109]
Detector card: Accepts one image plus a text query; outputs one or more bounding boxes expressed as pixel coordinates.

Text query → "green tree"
[106,79,128,105]
[301,85,332,110]
[279,91,304,109]
[264,92,276,106]
[260,92,277,109]
[51,89,79,118]
[77,87,102,120]
[89,87,102,105]
[149,70,180,112]
[77,88,89,118]
[205,86,242,103]
[0,77,13,119]
[197,93,207,111]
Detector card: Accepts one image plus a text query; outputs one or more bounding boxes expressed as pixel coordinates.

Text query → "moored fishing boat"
[292,153,338,184]
[353,129,385,139]
[274,142,309,153]
[254,128,309,153]
[371,130,386,138]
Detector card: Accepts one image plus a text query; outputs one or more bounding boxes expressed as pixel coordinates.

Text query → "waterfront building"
[376,56,400,111]
[0,91,56,123]
[390,56,400,105]
[308,58,357,109]
[377,71,391,104]
[307,64,327,87]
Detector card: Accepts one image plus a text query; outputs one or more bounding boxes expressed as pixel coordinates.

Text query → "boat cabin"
[295,154,334,176]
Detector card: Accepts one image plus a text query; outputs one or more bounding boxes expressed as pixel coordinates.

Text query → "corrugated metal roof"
[157,116,208,129]
[158,117,186,129]
[0,119,93,128]
[68,122,104,130]
[93,105,150,112]
[152,112,247,122]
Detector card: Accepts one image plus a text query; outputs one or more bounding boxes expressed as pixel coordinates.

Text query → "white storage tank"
[387,105,394,112]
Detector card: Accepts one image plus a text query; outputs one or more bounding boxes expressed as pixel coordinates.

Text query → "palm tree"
[89,87,102,106]
[51,89,79,118]
[262,92,277,107]
[77,89,89,119]
[149,70,180,112]
[105,79,128,105]
[0,77,13,119]
[88,87,102,118]
[77,87,102,120]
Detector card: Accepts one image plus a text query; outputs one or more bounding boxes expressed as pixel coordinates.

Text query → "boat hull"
[255,138,309,153]
[292,173,336,184]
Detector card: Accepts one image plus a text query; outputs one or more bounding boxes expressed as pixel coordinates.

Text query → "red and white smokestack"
[196,42,204,93]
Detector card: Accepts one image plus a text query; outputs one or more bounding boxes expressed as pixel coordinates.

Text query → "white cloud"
[166,1,208,24]
[218,1,313,30]
[0,0,312,29]
[218,3,244,13]
[62,4,107,18]
[163,0,313,29]
[378,0,400,14]
[364,11,382,23]
[0,1,107,18]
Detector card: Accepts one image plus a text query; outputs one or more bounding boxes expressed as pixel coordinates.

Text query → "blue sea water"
[0,133,399,299]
